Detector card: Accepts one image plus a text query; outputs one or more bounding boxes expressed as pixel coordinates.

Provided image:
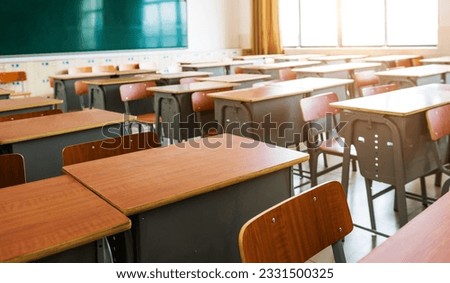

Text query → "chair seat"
[136,113,157,124]
[319,138,357,157]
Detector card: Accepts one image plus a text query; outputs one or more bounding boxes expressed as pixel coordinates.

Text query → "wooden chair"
[68,66,92,75]
[411,56,424,66]
[278,68,296,81]
[234,66,244,74]
[179,77,200,84]
[191,91,222,137]
[425,103,450,196]
[0,109,62,122]
[92,65,117,73]
[393,59,412,69]
[300,92,357,187]
[239,181,353,263]
[360,83,398,96]
[118,63,139,71]
[0,71,31,98]
[352,70,380,97]
[0,153,26,188]
[62,131,161,166]
[74,80,90,109]
[119,81,157,132]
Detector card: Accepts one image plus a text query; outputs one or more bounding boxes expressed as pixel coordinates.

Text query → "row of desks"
[0,133,309,262]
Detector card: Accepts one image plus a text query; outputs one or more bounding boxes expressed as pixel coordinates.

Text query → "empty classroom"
[0,1,449,281]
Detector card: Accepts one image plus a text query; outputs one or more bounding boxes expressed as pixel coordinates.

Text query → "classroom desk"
[85,75,160,113]
[0,97,63,116]
[293,62,382,98]
[149,82,238,142]
[308,54,367,64]
[365,54,422,69]
[331,84,450,227]
[271,77,354,101]
[375,64,450,87]
[63,134,310,262]
[420,56,450,65]
[181,61,251,76]
[274,54,325,62]
[0,175,131,263]
[208,86,312,147]
[233,54,286,64]
[359,190,450,262]
[240,61,321,79]
[178,59,220,65]
[0,109,130,181]
[50,69,157,112]
[196,73,271,89]
[0,88,10,99]
[157,71,212,85]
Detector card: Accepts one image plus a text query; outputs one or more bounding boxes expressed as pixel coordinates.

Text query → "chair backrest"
[0,153,26,188]
[62,132,161,166]
[360,83,398,96]
[68,66,92,75]
[352,70,380,97]
[411,56,424,66]
[0,109,62,122]
[92,65,117,73]
[118,63,140,71]
[394,59,412,68]
[278,68,296,81]
[179,77,199,84]
[239,181,353,263]
[234,66,244,74]
[426,103,450,141]
[0,71,27,84]
[300,92,341,122]
[119,81,156,102]
[74,80,89,96]
[191,91,215,112]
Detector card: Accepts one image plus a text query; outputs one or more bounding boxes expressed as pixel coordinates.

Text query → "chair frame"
[300,92,357,187]
[239,181,353,263]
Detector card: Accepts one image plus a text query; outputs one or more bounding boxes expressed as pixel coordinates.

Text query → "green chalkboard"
[1,0,187,56]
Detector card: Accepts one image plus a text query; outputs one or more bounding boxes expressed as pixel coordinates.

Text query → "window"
[279,0,438,47]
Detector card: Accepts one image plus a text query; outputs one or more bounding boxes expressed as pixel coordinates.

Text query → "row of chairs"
[0,71,31,98]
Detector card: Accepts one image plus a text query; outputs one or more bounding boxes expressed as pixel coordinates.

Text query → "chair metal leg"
[364,178,377,231]
[420,176,428,207]
[442,178,450,196]
[331,241,347,263]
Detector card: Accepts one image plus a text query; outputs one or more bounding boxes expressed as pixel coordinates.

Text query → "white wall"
[0,0,243,97]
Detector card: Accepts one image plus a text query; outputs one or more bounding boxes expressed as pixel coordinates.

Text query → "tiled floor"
[293,154,446,263]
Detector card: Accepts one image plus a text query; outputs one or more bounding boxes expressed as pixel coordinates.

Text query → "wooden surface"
[0,109,131,144]
[208,85,312,102]
[233,54,285,60]
[274,54,325,62]
[158,71,212,79]
[82,75,160,86]
[271,77,353,90]
[48,72,112,80]
[196,73,271,83]
[182,61,250,68]
[308,54,367,62]
[0,97,62,113]
[63,134,309,216]
[375,64,450,78]
[0,88,10,95]
[359,191,450,262]
[365,55,422,63]
[147,81,239,94]
[330,83,450,116]
[293,62,381,74]
[241,61,320,71]
[420,56,450,64]
[0,175,131,262]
